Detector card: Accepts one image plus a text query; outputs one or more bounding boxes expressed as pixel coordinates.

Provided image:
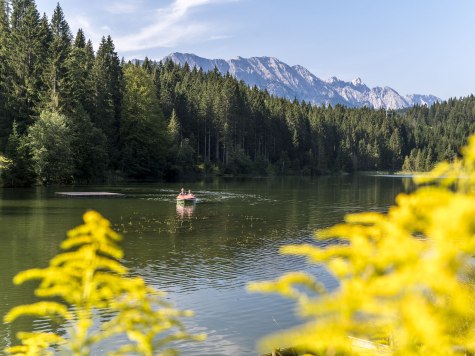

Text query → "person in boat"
[188,189,191,195]
[180,188,185,195]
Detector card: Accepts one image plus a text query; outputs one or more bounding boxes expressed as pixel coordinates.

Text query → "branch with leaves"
[249,134,475,355]
[4,211,205,355]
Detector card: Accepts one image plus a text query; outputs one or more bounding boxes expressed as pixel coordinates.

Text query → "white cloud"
[107,2,140,15]
[114,0,235,52]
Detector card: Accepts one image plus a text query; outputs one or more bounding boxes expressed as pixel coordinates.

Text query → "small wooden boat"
[176,193,196,205]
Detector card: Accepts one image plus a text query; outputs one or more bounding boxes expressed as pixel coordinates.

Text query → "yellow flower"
[4,211,205,355]
[249,134,475,355]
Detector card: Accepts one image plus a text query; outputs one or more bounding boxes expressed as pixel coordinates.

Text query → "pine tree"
[414,149,423,171]
[389,128,402,170]
[7,0,46,130]
[0,0,11,147]
[120,64,166,178]
[106,35,122,125]
[74,27,85,48]
[402,155,412,172]
[167,108,181,146]
[61,30,108,182]
[41,3,71,111]
[37,12,52,92]
[83,39,95,117]
[92,36,122,165]
[93,37,115,140]
[63,29,93,114]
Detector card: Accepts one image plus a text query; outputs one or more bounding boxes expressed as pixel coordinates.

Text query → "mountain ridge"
[164,52,440,110]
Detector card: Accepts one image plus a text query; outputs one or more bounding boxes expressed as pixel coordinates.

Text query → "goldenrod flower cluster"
[248,136,475,355]
[4,211,205,355]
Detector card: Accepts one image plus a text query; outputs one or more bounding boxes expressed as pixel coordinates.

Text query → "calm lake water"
[0,175,413,355]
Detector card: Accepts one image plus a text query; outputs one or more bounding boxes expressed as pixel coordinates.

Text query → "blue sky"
[35,0,475,99]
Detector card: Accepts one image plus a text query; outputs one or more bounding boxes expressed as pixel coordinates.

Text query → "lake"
[0,175,413,355]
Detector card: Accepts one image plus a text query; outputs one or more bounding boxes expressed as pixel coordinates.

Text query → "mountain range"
[164,52,440,110]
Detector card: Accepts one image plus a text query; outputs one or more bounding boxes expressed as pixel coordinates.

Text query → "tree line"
[0,0,474,187]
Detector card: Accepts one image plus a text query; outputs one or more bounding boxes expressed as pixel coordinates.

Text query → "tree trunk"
[216,131,219,163]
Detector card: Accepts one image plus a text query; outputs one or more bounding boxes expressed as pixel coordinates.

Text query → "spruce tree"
[63,30,108,182]
[106,35,122,123]
[74,27,85,48]
[120,64,166,178]
[0,0,10,147]
[63,29,92,114]
[37,12,52,92]
[7,0,45,130]
[92,36,122,165]
[42,3,71,111]
[167,108,181,146]
[83,39,96,117]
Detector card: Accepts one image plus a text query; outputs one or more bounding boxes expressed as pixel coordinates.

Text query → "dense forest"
[0,0,474,186]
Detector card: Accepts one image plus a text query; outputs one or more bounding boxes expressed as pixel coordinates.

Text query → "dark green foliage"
[173,138,198,179]
[1,121,35,187]
[0,0,10,146]
[225,148,253,175]
[63,29,94,115]
[167,108,181,145]
[93,36,122,165]
[119,64,166,179]
[0,0,474,186]
[69,108,108,183]
[41,3,71,111]
[166,109,198,179]
[7,0,47,130]
[82,40,95,117]
[27,110,74,184]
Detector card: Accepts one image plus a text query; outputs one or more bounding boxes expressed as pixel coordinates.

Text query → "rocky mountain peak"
[164,52,441,109]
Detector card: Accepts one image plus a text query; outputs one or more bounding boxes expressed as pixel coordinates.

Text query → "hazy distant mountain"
[164,53,440,110]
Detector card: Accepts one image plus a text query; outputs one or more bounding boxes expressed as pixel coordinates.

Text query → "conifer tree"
[93,35,122,165]
[106,35,122,124]
[7,0,45,130]
[37,12,52,91]
[83,39,96,117]
[389,128,402,170]
[166,108,197,179]
[42,3,71,111]
[120,64,166,178]
[63,29,92,114]
[59,29,109,182]
[0,0,11,146]
[167,108,181,146]
[1,15,475,182]
[1,121,36,187]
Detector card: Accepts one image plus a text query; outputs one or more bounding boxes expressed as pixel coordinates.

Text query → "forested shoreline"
[0,0,474,187]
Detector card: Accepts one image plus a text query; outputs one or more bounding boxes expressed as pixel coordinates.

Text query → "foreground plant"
[4,211,205,355]
[249,135,475,355]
